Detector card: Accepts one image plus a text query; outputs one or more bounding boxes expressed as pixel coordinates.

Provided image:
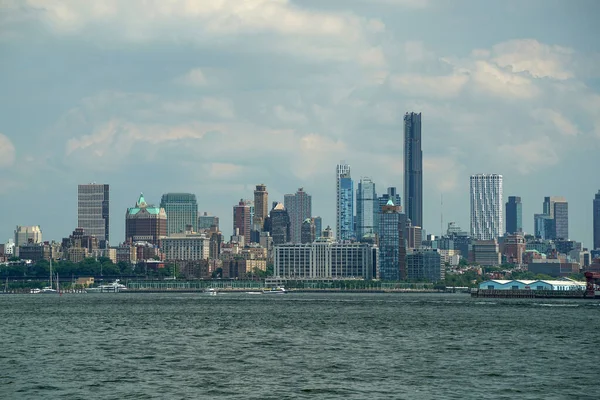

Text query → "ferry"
[86,280,128,293]
[262,287,287,294]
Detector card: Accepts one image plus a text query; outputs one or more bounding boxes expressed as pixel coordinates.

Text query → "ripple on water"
[0,293,598,399]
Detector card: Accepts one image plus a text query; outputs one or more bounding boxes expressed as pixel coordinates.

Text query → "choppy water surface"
[1,293,598,399]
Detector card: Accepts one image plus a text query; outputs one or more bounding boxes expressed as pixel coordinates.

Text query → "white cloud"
[17,0,380,63]
[531,108,579,137]
[497,138,559,174]
[176,68,208,87]
[491,39,574,80]
[0,133,16,168]
[472,60,539,99]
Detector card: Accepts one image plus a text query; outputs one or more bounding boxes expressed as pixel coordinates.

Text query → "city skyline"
[1,2,598,248]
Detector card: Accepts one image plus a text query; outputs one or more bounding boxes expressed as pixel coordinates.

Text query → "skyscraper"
[301,218,316,244]
[470,174,503,240]
[594,190,600,249]
[125,193,167,245]
[505,196,522,234]
[534,213,554,240]
[160,193,198,235]
[356,177,377,240]
[269,203,291,245]
[233,199,252,240]
[78,183,109,247]
[284,188,312,243]
[336,162,354,241]
[198,212,219,231]
[253,184,269,232]
[378,199,407,281]
[553,199,568,240]
[404,112,423,229]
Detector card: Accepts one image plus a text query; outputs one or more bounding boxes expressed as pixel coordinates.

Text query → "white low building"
[274,239,378,280]
[479,278,585,291]
[161,232,209,261]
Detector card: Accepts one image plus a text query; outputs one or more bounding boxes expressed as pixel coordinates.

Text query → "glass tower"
[505,196,522,234]
[404,112,423,228]
[356,177,377,240]
[594,190,600,250]
[160,193,198,235]
[336,162,354,242]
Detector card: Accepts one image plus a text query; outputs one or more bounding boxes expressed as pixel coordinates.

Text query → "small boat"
[86,280,128,293]
[262,287,287,294]
[204,288,218,296]
[37,260,58,294]
[39,286,58,294]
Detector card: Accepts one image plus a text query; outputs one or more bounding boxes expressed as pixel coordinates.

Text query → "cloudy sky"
[1,0,599,247]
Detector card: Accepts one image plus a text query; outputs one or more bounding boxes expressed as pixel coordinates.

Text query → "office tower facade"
[534,213,554,240]
[125,193,167,245]
[253,184,269,232]
[284,188,312,243]
[14,226,42,246]
[313,216,322,240]
[406,249,443,282]
[233,199,252,240]
[505,196,522,234]
[78,183,109,247]
[356,177,377,240]
[336,162,354,241]
[301,218,316,244]
[552,199,568,240]
[470,174,503,240]
[378,199,406,281]
[404,112,423,229]
[198,212,219,231]
[160,193,198,235]
[377,187,402,232]
[594,190,600,249]
[269,203,291,245]
[543,196,565,218]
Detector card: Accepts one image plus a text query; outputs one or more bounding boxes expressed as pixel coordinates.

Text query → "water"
[1,293,598,399]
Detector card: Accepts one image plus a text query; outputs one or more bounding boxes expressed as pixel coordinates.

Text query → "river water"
[1,293,598,399]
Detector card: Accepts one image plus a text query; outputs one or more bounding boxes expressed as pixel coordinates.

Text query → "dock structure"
[471,289,587,299]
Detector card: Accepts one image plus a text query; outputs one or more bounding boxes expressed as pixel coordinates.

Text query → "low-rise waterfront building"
[527,259,579,277]
[479,279,585,291]
[406,249,443,282]
[274,239,378,280]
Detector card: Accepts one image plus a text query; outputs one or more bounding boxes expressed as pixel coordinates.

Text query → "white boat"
[86,280,128,293]
[205,288,218,296]
[37,259,58,294]
[262,287,287,294]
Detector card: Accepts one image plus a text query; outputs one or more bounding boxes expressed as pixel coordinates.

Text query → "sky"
[1,0,599,247]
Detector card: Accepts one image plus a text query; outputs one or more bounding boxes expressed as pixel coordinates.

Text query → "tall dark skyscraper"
[553,200,568,240]
[505,196,522,234]
[404,112,422,228]
[594,190,600,250]
[78,183,109,248]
